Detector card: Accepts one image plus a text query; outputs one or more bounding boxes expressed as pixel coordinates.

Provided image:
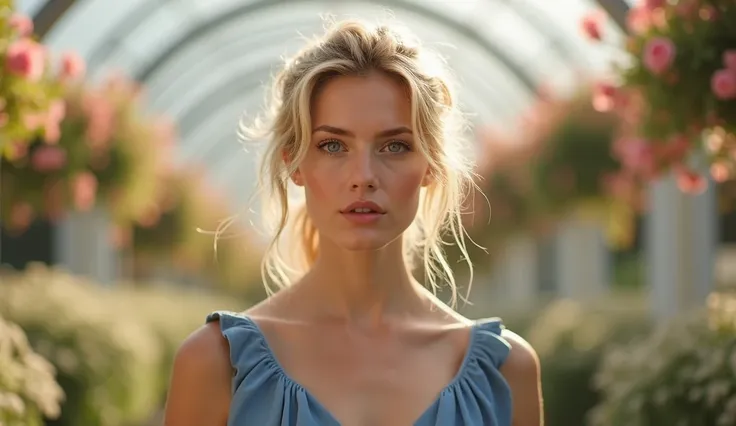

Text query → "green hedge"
[590,292,736,426]
[0,314,64,426]
[521,295,652,426]
[0,264,244,426]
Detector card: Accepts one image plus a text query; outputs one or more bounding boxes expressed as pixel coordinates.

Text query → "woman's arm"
[500,330,543,426]
[164,321,232,426]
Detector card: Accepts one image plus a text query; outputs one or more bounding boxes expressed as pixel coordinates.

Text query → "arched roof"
[20,0,628,207]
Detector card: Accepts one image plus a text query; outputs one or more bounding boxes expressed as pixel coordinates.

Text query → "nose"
[349,149,378,190]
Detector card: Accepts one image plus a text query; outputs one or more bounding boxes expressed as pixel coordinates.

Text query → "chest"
[262,323,471,426]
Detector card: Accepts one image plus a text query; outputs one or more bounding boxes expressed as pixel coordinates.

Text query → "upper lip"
[341,200,386,214]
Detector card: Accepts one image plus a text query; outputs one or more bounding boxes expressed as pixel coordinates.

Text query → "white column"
[491,235,539,307]
[554,219,610,300]
[646,172,718,320]
[54,207,118,285]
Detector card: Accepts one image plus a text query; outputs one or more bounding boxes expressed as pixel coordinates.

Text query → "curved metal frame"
[31,0,631,183]
[143,19,320,107]
[136,0,533,90]
[81,0,574,87]
[34,0,629,134]
[177,63,275,138]
[31,0,77,38]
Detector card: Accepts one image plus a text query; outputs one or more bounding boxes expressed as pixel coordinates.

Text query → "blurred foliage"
[448,89,635,282]
[589,1,736,194]
[131,169,263,295]
[591,291,736,426]
[0,265,245,426]
[0,314,64,426]
[0,1,67,158]
[620,1,736,145]
[521,295,652,426]
[1,75,173,235]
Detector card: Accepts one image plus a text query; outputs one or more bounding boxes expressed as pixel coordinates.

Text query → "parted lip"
[340,200,386,214]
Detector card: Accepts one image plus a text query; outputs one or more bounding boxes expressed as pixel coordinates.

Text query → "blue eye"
[319,140,343,154]
[384,141,410,153]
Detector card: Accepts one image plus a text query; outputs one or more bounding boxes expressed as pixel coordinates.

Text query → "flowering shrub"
[582,0,736,193]
[590,291,736,426]
[462,89,636,257]
[0,3,84,159]
[0,314,64,426]
[0,265,245,426]
[132,168,227,265]
[1,74,173,235]
[524,296,651,426]
[131,168,263,294]
[0,265,161,426]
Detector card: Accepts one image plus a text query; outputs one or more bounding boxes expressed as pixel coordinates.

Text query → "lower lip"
[341,212,385,224]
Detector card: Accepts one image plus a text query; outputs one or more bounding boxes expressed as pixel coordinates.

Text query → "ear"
[292,169,304,186]
[421,168,434,187]
[282,149,304,186]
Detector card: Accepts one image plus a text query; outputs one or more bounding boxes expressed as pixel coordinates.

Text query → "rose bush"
[0,3,85,159]
[581,0,736,195]
[0,314,64,426]
[1,74,173,236]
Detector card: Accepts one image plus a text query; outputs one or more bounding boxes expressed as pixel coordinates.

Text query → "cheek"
[391,166,427,206]
[300,160,337,205]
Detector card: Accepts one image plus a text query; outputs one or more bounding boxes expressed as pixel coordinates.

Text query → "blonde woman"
[165,19,542,426]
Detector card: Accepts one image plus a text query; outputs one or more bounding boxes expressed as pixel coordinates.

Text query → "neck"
[300,236,428,325]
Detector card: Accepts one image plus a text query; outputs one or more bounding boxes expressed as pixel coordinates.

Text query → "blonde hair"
[231,18,476,307]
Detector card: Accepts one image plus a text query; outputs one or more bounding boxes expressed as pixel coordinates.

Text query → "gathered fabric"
[207,311,512,426]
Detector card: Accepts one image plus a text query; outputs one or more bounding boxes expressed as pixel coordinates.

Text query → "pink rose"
[627,6,651,34]
[82,92,115,147]
[59,51,86,80]
[643,37,676,75]
[711,69,736,100]
[699,5,717,21]
[5,39,46,81]
[592,82,617,112]
[650,9,669,30]
[580,11,605,41]
[614,138,656,177]
[723,50,736,71]
[72,172,98,211]
[8,14,33,36]
[31,145,67,172]
[710,162,730,183]
[42,99,66,144]
[675,166,707,194]
[22,111,46,130]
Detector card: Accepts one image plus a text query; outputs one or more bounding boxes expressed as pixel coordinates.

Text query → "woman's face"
[294,71,431,252]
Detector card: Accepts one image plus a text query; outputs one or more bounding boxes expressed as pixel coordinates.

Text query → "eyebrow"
[312,125,413,138]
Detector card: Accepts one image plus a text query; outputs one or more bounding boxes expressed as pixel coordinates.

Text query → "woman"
[165,18,542,426]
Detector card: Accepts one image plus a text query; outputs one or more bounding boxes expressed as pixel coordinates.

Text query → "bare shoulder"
[501,329,540,372]
[164,321,231,426]
[500,329,544,426]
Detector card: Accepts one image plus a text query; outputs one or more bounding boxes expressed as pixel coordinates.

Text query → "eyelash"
[317,139,412,155]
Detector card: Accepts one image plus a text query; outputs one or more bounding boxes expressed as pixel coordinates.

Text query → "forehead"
[310,72,412,131]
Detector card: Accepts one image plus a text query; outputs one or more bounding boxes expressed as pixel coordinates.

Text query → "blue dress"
[206,311,512,426]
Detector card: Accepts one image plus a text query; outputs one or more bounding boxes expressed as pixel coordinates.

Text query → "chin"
[333,229,401,252]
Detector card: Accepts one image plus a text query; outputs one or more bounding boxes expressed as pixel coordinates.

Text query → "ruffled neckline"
[208,311,510,425]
